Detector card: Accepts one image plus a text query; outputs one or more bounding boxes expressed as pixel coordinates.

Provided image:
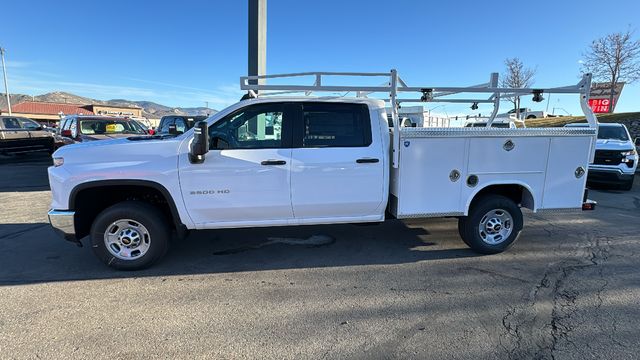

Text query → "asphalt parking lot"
[1,153,639,359]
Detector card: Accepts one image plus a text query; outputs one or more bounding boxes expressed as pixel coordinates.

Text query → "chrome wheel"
[478,209,513,245]
[104,219,151,260]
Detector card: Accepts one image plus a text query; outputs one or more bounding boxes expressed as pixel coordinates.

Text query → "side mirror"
[189,121,209,164]
[635,138,640,147]
[61,129,72,137]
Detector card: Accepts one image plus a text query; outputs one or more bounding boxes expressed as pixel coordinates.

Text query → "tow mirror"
[189,121,209,164]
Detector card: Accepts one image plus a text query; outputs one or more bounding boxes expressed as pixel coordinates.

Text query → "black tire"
[90,201,170,270]
[620,175,634,191]
[457,217,471,246]
[526,115,536,119]
[459,195,523,254]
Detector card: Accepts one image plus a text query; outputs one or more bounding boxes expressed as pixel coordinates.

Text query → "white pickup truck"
[48,70,598,270]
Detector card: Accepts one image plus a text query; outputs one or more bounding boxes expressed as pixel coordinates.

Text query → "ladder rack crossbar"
[239,69,597,169]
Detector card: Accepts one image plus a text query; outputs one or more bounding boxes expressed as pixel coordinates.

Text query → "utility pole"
[248,0,266,89]
[0,47,12,115]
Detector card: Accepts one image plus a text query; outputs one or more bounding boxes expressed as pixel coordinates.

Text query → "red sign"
[588,98,613,113]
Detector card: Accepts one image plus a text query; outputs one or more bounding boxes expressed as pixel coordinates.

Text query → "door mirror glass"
[635,137,640,147]
[189,121,209,164]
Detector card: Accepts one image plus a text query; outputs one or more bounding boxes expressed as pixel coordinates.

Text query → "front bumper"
[587,168,634,184]
[48,210,78,244]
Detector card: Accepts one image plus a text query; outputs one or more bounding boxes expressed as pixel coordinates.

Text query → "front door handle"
[356,158,380,164]
[261,159,287,166]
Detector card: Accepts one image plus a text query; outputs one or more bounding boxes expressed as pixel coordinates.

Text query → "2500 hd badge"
[190,189,230,195]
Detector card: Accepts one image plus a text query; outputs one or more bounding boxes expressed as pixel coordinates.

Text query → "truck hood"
[53,136,184,170]
[79,133,142,141]
[595,139,634,151]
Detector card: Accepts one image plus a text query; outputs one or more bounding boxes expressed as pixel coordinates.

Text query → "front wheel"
[458,195,523,254]
[90,201,170,270]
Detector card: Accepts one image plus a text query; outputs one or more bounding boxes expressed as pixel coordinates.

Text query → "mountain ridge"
[0,91,217,118]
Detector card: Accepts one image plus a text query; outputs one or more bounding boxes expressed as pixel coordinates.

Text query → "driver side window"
[209,104,284,150]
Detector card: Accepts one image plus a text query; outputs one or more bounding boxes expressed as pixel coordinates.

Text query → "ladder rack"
[240,70,597,168]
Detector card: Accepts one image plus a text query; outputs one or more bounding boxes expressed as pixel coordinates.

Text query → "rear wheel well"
[71,183,179,240]
[470,184,534,212]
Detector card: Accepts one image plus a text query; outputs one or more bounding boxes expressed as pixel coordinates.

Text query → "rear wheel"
[459,195,523,254]
[90,201,170,270]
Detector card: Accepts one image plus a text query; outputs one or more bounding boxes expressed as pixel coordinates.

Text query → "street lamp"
[0,47,11,115]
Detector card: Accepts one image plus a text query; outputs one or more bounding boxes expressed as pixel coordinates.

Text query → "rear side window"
[2,118,22,129]
[301,103,371,147]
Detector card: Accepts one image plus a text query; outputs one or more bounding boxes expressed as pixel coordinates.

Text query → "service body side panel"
[394,137,466,216]
[542,136,593,209]
[390,128,596,218]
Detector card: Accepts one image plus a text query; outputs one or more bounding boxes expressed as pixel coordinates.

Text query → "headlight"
[621,149,637,157]
[53,157,64,167]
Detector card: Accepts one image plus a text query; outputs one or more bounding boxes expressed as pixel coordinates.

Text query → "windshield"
[79,119,145,135]
[597,126,629,141]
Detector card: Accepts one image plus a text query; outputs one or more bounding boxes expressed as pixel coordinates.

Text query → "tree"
[500,58,536,120]
[582,29,640,113]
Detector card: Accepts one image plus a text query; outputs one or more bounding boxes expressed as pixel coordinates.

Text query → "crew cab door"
[290,102,385,220]
[178,102,295,226]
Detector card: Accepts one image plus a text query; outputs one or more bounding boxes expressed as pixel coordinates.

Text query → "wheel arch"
[69,180,185,240]
[465,181,536,215]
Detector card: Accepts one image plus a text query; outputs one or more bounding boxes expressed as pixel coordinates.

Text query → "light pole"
[0,47,11,115]
[427,104,446,126]
[248,0,266,90]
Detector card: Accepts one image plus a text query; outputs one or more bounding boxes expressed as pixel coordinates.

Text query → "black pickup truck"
[0,116,54,155]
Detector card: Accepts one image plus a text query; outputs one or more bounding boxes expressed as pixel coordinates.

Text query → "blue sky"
[2,0,640,116]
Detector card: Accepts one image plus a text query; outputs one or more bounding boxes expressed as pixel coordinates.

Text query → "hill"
[0,91,217,119]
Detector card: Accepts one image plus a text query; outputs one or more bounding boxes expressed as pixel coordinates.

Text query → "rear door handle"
[356,158,380,164]
[261,160,287,166]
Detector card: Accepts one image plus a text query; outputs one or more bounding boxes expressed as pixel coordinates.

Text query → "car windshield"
[597,126,628,141]
[79,119,145,135]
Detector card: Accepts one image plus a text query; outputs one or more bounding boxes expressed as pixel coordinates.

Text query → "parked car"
[0,116,54,155]
[157,115,208,135]
[565,123,638,190]
[497,108,549,120]
[58,115,150,144]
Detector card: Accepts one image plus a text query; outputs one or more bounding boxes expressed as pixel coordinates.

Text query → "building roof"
[2,101,94,116]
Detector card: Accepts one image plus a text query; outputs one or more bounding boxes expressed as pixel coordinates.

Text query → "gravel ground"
[0,153,638,359]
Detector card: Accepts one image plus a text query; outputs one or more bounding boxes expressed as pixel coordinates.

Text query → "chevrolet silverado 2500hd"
[48,70,598,270]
